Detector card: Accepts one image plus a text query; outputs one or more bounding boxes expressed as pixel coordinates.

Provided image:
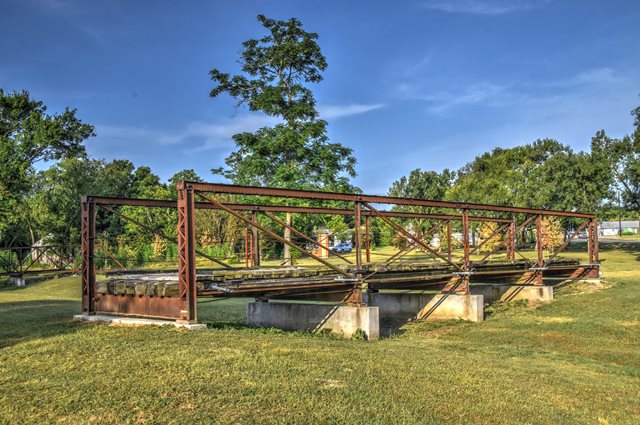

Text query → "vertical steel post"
[251,210,261,267]
[462,208,470,294]
[347,201,363,305]
[244,227,249,268]
[507,218,516,261]
[588,217,599,264]
[81,196,96,314]
[446,220,452,262]
[177,183,197,323]
[354,201,363,270]
[283,212,292,266]
[535,214,544,286]
[365,215,371,263]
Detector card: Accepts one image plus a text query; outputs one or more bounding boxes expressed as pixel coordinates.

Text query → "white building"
[599,221,640,236]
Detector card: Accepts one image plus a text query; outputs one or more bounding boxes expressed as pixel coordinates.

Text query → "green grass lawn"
[1,244,639,424]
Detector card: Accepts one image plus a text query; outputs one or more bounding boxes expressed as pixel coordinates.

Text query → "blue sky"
[2,0,640,194]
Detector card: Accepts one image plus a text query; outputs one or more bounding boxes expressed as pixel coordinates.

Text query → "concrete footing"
[246,302,380,340]
[470,284,553,303]
[73,314,207,330]
[8,276,25,287]
[364,292,484,322]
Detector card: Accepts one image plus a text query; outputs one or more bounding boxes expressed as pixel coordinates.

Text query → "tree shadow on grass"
[0,300,82,349]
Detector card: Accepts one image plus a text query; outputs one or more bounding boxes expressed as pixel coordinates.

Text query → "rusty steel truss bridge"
[71,182,600,323]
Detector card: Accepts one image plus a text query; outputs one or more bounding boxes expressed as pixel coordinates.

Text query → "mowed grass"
[1,244,639,424]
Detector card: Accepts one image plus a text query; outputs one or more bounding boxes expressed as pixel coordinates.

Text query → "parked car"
[331,242,353,253]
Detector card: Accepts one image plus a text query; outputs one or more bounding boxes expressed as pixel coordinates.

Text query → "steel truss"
[80,183,600,322]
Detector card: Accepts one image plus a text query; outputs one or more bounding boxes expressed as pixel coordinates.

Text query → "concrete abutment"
[469,284,553,303]
[364,292,484,322]
[246,302,380,340]
[8,276,25,287]
[244,284,558,338]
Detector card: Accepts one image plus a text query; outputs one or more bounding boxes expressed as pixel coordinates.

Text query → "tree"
[590,130,640,210]
[631,94,640,132]
[29,158,104,246]
[388,168,455,206]
[539,217,564,255]
[387,168,455,249]
[478,222,502,254]
[0,89,94,243]
[447,139,570,208]
[209,15,356,191]
[446,138,609,214]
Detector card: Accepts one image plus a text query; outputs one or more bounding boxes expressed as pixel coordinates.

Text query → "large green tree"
[209,15,356,191]
[446,139,608,213]
[388,168,455,206]
[29,159,162,246]
[0,89,94,244]
[386,168,456,249]
[590,98,640,212]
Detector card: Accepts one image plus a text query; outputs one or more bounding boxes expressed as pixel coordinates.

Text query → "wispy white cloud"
[96,102,382,154]
[395,67,627,115]
[318,103,384,119]
[381,66,637,184]
[402,56,432,79]
[420,0,549,15]
[96,113,279,153]
[535,67,622,88]
[417,82,509,113]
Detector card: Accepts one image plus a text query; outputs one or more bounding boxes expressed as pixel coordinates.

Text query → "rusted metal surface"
[535,215,544,285]
[588,217,599,265]
[95,294,182,319]
[365,215,371,263]
[251,210,261,268]
[177,183,197,322]
[187,182,596,218]
[81,182,600,322]
[87,195,512,222]
[446,220,452,262]
[506,219,516,261]
[81,197,95,314]
[95,261,597,301]
[461,208,470,293]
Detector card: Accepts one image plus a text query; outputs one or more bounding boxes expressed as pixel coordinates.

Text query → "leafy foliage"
[478,222,502,253]
[539,217,564,253]
[0,90,94,243]
[210,15,356,191]
[591,130,640,210]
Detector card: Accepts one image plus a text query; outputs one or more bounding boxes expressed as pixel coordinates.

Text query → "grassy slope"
[0,245,638,424]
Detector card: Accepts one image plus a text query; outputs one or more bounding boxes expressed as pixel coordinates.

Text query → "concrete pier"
[470,284,553,303]
[246,302,380,340]
[364,292,484,322]
[8,276,25,287]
